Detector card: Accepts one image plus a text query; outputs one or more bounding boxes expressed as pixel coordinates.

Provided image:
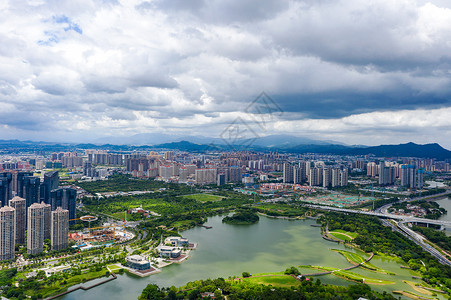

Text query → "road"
[303,204,451,226]
[303,200,451,267]
[397,221,451,267]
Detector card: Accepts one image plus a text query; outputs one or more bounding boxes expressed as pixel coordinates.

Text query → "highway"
[303,204,451,226]
[303,200,451,266]
[381,219,451,266]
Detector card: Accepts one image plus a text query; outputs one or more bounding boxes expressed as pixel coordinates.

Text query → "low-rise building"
[165,236,189,247]
[126,255,151,270]
[159,246,181,259]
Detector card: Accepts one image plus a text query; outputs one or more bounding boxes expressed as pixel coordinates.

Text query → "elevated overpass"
[303,204,451,227]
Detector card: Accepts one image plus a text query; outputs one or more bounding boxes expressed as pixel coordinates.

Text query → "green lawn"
[333,270,395,285]
[332,249,393,274]
[329,230,358,241]
[242,275,302,288]
[329,232,353,241]
[180,194,224,202]
[107,264,123,272]
[332,249,366,264]
[335,229,359,239]
[23,268,111,298]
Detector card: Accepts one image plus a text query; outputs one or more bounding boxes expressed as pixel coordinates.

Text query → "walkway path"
[46,272,117,300]
[301,252,374,277]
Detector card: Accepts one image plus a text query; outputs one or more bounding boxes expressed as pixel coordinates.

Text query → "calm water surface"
[60,215,444,300]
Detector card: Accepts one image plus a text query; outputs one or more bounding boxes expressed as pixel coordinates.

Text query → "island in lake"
[222,209,259,225]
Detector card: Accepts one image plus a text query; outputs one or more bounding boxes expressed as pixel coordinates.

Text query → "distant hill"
[284,142,451,159]
[151,141,211,152]
[348,142,451,159]
[0,139,450,160]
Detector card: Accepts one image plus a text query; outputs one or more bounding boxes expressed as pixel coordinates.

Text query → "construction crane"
[69,215,98,231]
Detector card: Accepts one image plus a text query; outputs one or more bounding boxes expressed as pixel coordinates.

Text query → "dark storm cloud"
[274,91,451,119]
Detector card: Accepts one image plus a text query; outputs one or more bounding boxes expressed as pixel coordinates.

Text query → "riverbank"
[257,212,305,220]
[58,215,448,300]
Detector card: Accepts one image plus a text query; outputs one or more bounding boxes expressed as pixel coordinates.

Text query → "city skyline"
[1,1,451,147]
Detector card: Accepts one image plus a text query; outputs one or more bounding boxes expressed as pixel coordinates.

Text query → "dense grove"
[413,225,451,252]
[409,188,447,198]
[390,200,447,219]
[79,175,254,219]
[139,278,396,300]
[222,208,259,225]
[323,213,451,290]
[76,174,173,193]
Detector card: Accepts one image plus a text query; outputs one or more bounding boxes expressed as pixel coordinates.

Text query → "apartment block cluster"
[367,161,424,189]
[124,151,302,185]
[0,171,75,261]
[282,161,349,187]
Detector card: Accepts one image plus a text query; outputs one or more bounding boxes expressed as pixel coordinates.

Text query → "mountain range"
[0,136,450,159]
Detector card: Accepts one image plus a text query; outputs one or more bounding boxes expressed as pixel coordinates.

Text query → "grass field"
[329,232,353,241]
[329,230,358,241]
[180,194,224,202]
[331,250,392,274]
[333,270,395,285]
[241,275,302,288]
[107,264,123,272]
[403,280,433,296]
[332,249,366,264]
[26,268,110,298]
[335,229,359,239]
[392,290,435,300]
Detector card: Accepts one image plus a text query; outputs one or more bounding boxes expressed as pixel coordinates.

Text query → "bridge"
[303,204,451,227]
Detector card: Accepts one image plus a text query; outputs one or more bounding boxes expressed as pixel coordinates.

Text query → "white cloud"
[0,0,450,148]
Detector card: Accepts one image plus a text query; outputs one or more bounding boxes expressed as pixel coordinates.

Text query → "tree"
[139,284,164,300]
[242,271,250,278]
[284,266,300,276]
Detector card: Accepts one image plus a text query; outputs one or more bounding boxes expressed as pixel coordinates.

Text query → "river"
[437,197,451,236]
[59,215,444,300]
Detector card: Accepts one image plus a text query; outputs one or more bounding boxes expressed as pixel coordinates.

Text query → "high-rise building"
[164,151,175,161]
[293,166,301,184]
[27,203,46,255]
[309,167,323,187]
[0,206,15,261]
[179,167,188,182]
[417,168,424,189]
[195,168,217,185]
[0,175,12,207]
[50,188,77,224]
[9,196,26,244]
[400,164,423,190]
[43,203,51,240]
[51,207,69,251]
[340,169,349,186]
[228,166,243,183]
[331,168,340,187]
[322,168,331,188]
[0,172,13,202]
[159,165,174,180]
[298,161,308,182]
[16,171,33,197]
[366,162,378,177]
[409,165,417,189]
[283,163,293,183]
[62,156,83,168]
[217,173,226,186]
[378,163,395,186]
[400,164,410,187]
[83,161,95,177]
[22,176,40,208]
[41,171,59,204]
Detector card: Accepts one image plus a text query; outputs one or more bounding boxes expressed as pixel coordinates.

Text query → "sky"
[1,0,451,148]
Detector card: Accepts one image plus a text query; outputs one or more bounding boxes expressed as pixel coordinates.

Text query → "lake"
[59,215,442,300]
